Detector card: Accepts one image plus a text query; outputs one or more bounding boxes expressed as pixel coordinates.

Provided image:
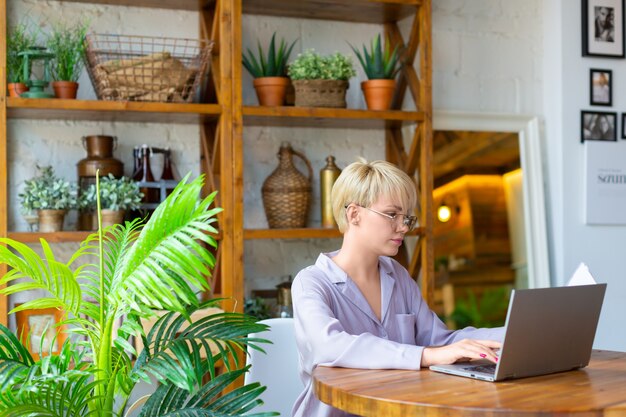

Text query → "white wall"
[556,0,626,351]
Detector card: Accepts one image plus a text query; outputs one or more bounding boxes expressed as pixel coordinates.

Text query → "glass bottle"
[140,144,159,203]
[161,147,175,196]
[320,155,341,228]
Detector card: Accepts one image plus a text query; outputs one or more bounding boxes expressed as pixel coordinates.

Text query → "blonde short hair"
[331,159,417,232]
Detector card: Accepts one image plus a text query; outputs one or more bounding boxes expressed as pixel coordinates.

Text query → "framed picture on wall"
[15,306,67,360]
[621,113,626,137]
[582,0,625,58]
[581,111,617,141]
[590,69,613,105]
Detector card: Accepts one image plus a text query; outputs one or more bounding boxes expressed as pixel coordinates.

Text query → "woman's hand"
[421,339,501,367]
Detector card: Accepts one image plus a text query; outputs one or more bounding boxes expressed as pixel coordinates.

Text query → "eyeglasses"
[348,204,418,231]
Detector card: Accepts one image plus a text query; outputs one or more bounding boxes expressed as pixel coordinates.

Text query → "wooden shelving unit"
[0,0,433,325]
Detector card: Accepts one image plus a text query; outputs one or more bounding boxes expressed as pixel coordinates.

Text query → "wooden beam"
[0,0,7,326]
[418,0,434,306]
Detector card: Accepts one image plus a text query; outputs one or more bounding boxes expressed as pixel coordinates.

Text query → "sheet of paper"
[567,263,597,286]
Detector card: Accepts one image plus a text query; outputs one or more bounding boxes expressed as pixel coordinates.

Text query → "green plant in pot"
[80,174,143,230]
[18,165,77,233]
[46,20,89,99]
[243,32,297,106]
[350,34,403,111]
[287,49,356,108]
[6,22,38,97]
[0,174,276,416]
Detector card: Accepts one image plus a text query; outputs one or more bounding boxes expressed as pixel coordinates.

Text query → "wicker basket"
[292,79,349,108]
[84,34,213,103]
[262,143,313,229]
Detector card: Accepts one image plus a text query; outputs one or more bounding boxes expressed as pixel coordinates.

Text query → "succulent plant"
[350,34,403,80]
[242,32,297,78]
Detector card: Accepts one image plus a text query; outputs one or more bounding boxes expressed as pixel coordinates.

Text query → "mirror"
[433,111,550,290]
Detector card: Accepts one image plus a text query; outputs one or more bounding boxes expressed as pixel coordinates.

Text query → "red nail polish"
[480,353,486,358]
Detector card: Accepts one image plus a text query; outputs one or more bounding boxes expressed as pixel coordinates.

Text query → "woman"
[291,159,504,417]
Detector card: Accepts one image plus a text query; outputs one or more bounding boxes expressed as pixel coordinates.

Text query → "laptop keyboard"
[462,364,497,375]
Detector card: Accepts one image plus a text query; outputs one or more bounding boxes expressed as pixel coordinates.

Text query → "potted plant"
[6,22,37,97]
[243,32,297,106]
[18,165,76,233]
[46,21,89,99]
[0,175,273,416]
[80,174,143,229]
[350,34,403,110]
[287,49,356,108]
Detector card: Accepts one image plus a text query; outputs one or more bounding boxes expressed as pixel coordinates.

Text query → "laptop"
[429,283,607,382]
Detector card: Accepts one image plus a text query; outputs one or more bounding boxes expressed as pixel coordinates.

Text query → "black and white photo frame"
[581,110,617,142]
[582,0,625,58]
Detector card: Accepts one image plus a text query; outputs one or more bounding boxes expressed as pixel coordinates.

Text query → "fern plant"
[350,34,402,80]
[0,174,276,417]
[242,32,297,78]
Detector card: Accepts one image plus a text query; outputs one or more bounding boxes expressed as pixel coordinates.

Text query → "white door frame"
[433,111,550,289]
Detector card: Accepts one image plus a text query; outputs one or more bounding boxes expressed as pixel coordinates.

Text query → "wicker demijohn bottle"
[262,142,313,228]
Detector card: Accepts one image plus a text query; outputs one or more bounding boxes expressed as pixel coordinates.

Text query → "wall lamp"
[437,197,460,223]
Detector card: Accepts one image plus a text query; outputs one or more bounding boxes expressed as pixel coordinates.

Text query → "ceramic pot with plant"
[351,34,403,111]
[80,174,143,229]
[19,165,76,233]
[6,22,37,97]
[46,21,89,99]
[0,175,271,416]
[243,32,297,106]
[288,49,356,108]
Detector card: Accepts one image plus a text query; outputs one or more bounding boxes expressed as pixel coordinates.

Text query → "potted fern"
[46,21,89,99]
[18,166,77,232]
[0,174,275,416]
[350,34,403,110]
[243,32,297,106]
[79,174,143,229]
[6,22,37,97]
[288,49,355,108]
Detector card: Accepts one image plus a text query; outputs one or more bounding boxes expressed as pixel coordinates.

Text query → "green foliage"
[350,34,402,80]
[288,49,356,81]
[1,174,276,417]
[80,174,143,211]
[242,32,297,78]
[46,21,89,82]
[244,297,273,321]
[19,165,76,211]
[450,286,511,329]
[6,22,38,84]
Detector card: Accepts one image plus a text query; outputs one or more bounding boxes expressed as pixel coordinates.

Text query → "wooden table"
[313,350,626,417]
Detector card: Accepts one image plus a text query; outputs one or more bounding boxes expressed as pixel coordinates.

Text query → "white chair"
[244,318,303,416]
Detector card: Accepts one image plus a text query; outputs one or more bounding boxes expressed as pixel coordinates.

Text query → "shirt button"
[381,331,388,338]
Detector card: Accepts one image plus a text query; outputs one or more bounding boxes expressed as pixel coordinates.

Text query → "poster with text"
[585,141,626,224]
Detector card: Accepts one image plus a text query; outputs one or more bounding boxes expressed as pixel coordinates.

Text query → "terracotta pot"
[52,81,79,99]
[101,209,126,228]
[7,83,29,98]
[253,77,289,106]
[38,209,66,233]
[361,79,396,111]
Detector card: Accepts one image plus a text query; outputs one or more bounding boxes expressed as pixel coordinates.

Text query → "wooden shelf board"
[7,231,92,243]
[7,98,221,124]
[52,0,213,11]
[244,226,423,240]
[243,106,423,129]
[243,0,420,23]
[57,0,419,20]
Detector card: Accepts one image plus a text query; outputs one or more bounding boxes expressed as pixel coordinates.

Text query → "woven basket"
[262,143,313,229]
[84,34,213,103]
[292,79,349,108]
